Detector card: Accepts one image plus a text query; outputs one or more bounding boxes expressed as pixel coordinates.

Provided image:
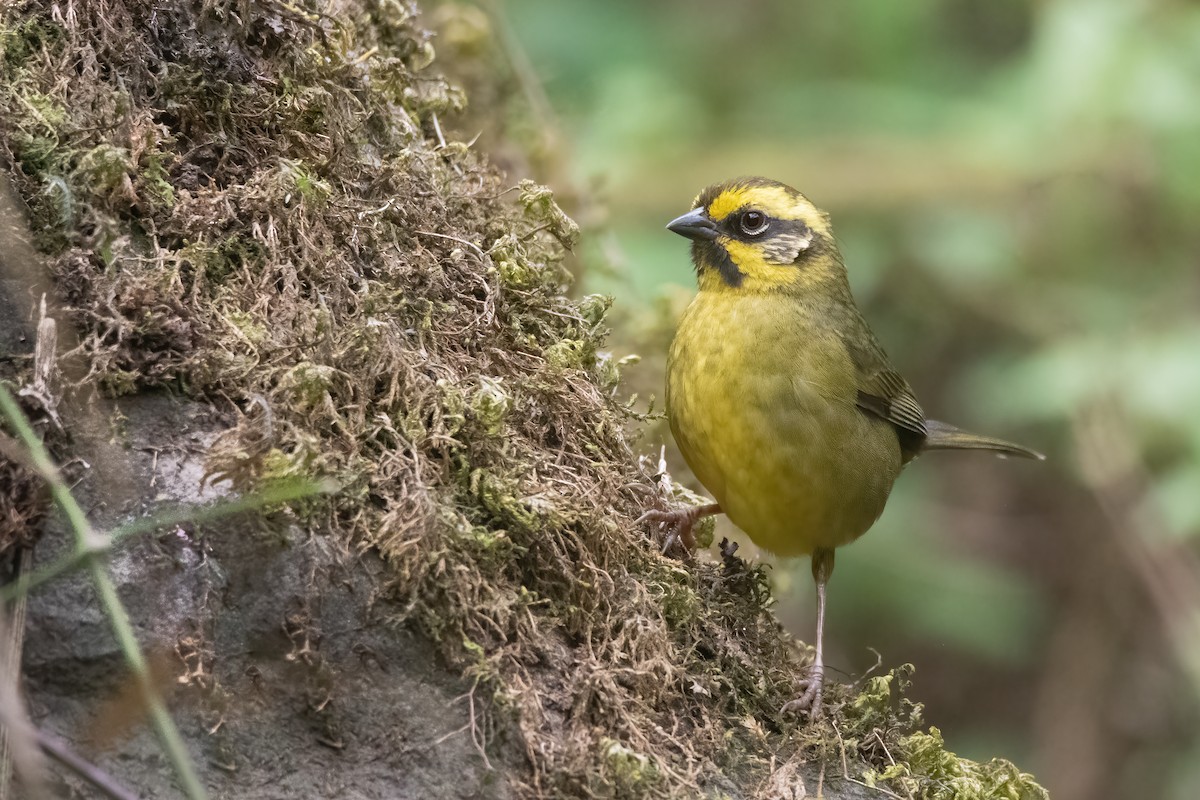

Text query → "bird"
[640,176,1043,718]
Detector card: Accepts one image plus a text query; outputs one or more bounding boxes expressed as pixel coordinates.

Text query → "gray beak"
[666,208,719,241]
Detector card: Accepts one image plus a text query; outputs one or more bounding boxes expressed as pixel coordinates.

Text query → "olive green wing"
[838,320,928,454]
[836,309,1044,461]
[854,367,927,440]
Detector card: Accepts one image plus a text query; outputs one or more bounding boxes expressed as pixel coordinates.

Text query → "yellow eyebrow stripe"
[707,186,808,222]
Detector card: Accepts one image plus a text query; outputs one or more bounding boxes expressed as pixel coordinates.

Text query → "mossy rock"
[0,1,1047,798]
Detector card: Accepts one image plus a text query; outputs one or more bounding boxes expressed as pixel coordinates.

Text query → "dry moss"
[0,1,1047,797]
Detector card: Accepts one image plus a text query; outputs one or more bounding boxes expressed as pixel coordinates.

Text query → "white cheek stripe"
[763,232,813,264]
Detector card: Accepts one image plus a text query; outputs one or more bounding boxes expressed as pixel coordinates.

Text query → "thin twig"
[479,0,560,146]
[35,729,140,800]
[1,549,49,800]
[443,681,493,770]
[1072,399,1200,692]
[0,383,208,800]
[415,230,488,261]
[430,111,448,149]
[873,731,915,800]
[831,719,850,780]
[829,719,910,800]
[854,647,884,686]
[429,112,465,177]
[817,732,826,798]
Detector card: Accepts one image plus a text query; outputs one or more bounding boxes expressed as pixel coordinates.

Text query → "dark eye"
[739,210,769,236]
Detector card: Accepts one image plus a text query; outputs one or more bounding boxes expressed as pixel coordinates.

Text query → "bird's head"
[668,177,844,293]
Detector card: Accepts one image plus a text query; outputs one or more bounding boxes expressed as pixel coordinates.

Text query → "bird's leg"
[636,503,721,554]
[782,547,834,718]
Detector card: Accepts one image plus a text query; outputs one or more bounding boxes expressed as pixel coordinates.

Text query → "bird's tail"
[923,419,1045,460]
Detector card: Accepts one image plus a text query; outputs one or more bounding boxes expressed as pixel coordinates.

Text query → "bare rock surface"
[23,394,509,799]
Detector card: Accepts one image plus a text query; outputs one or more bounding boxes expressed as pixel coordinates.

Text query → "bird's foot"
[636,505,715,556]
[636,508,698,555]
[781,664,825,719]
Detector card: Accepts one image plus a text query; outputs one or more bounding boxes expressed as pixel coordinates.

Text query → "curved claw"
[638,510,696,554]
[636,506,714,556]
[781,666,825,719]
[635,509,676,526]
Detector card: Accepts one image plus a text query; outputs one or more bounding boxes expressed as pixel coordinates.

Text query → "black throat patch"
[692,240,743,287]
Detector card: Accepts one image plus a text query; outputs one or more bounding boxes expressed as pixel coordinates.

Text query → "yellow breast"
[666,290,902,556]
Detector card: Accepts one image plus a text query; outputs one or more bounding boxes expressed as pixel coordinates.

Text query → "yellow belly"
[666,291,902,556]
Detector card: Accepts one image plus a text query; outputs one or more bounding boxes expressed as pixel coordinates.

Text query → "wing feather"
[855,369,926,440]
[837,314,928,452]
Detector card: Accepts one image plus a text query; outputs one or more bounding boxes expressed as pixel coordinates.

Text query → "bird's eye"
[739,210,769,236]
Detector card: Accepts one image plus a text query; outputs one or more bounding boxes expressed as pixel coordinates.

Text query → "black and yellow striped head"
[668,177,841,292]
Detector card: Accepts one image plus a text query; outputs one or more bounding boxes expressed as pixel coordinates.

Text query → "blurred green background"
[438,1,1200,797]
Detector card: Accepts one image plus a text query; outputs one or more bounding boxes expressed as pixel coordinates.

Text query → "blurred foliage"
[444,1,1200,798]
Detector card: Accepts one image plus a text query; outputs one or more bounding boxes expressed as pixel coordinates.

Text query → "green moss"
[598,738,661,796]
[260,447,314,483]
[656,570,702,628]
[75,143,132,197]
[837,665,1048,800]
[543,339,594,371]
[0,1,1048,796]
[459,524,521,571]
[864,728,1048,800]
[491,235,540,288]
[98,368,139,397]
[462,635,486,662]
[692,514,716,549]
[15,89,68,130]
[467,468,540,532]
[281,362,338,409]
[192,236,266,284]
[140,151,176,210]
[277,159,332,206]
[222,310,269,347]
[848,665,919,730]
[470,377,510,437]
[9,90,70,179]
[436,379,468,437]
[0,15,65,70]
[518,179,580,249]
[578,293,613,328]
